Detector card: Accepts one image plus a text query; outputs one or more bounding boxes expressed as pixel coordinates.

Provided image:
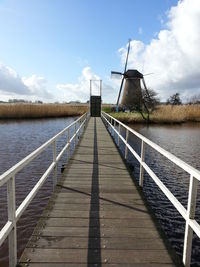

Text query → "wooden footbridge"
[0,112,200,267]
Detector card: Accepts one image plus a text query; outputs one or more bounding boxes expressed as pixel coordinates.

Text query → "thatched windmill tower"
[112,40,150,112]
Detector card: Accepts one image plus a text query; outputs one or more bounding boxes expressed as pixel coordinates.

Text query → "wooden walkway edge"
[19,117,183,266]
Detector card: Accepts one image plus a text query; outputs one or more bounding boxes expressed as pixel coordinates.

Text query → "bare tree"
[166,93,182,105]
[127,88,159,122]
[187,94,200,104]
[142,88,159,112]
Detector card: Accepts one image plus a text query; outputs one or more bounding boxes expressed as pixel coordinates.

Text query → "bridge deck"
[19,117,181,266]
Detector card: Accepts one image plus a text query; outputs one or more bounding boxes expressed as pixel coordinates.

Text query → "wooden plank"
[50,203,147,210]
[42,209,151,219]
[27,236,167,250]
[36,226,161,238]
[19,264,177,267]
[43,217,156,228]
[20,248,173,264]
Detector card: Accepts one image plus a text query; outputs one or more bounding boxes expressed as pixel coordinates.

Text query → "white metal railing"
[101,111,200,267]
[0,112,89,267]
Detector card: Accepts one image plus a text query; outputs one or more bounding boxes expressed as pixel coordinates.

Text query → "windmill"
[111,39,151,112]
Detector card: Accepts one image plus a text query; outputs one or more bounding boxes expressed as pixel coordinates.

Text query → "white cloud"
[119,0,200,101]
[0,63,28,95]
[22,75,52,99]
[56,67,97,102]
[0,62,52,101]
[56,67,118,103]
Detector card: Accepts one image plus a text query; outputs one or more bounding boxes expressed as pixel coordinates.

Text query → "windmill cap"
[124,69,143,79]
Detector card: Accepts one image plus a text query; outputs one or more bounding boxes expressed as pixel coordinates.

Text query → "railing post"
[67,127,70,160]
[110,118,113,135]
[125,129,129,159]
[77,120,80,142]
[53,140,57,187]
[7,176,17,267]
[139,140,145,187]
[83,115,86,130]
[106,115,109,128]
[75,123,77,146]
[114,120,116,140]
[79,118,81,140]
[183,175,198,267]
[118,124,120,146]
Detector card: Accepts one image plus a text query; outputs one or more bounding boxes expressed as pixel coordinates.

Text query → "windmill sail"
[116,39,131,107]
[111,39,151,112]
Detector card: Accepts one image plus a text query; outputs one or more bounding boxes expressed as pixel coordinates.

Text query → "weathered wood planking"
[19,117,182,267]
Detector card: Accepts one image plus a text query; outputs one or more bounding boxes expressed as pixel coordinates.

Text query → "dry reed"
[0,104,88,119]
[152,105,200,123]
[109,105,200,124]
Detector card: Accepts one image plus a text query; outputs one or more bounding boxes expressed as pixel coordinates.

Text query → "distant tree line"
[0,99,89,104]
[166,93,200,105]
[7,99,43,104]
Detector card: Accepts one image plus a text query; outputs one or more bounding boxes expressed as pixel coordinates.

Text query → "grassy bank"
[0,103,88,119]
[104,105,200,124]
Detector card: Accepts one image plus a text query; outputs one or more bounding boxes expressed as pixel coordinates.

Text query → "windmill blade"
[124,39,131,73]
[143,72,154,77]
[111,71,123,79]
[116,77,125,106]
[142,77,150,98]
[111,71,123,75]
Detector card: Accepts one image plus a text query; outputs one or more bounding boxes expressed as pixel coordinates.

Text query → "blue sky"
[0,0,200,103]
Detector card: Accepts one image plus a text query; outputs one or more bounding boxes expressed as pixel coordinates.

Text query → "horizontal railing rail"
[101,111,200,267]
[0,112,89,267]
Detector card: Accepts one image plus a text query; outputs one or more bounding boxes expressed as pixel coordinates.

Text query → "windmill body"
[121,69,143,110]
[111,40,151,112]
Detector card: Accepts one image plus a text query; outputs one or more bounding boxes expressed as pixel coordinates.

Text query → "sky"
[0,0,200,103]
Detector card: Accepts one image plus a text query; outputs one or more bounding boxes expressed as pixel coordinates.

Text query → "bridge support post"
[139,140,145,187]
[7,175,17,267]
[183,175,198,267]
[53,140,57,187]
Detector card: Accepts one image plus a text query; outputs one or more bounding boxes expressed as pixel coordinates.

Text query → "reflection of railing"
[0,112,89,267]
[101,111,200,267]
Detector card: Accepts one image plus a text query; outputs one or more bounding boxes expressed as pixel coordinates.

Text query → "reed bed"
[151,105,200,123]
[0,104,88,119]
[108,105,200,124]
